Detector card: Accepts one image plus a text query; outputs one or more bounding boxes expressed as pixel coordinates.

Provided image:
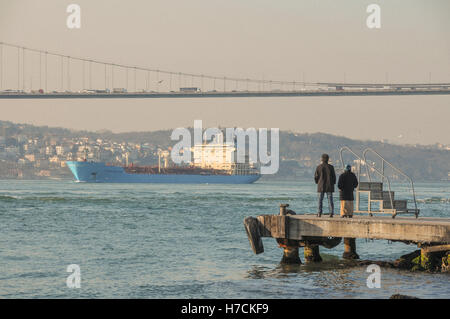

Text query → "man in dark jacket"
[314,154,336,217]
[338,164,359,218]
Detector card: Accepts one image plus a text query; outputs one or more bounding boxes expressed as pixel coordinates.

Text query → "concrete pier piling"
[281,245,301,264]
[304,244,322,263]
[342,238,359,260]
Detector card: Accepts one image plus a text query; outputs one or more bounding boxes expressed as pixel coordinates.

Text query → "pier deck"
[256,214,450,244]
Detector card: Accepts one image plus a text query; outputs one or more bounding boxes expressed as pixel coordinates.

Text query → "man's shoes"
[329,214,334,218]
[317,213,322,217]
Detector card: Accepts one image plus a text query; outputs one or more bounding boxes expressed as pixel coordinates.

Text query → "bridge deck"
[1,89,450,99]
[257,214,450,244]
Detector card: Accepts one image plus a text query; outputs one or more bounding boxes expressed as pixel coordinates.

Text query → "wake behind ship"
[66,161,260,184]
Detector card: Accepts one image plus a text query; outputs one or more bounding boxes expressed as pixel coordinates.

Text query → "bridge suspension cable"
[0,41,448,98]
[0,41,315,93]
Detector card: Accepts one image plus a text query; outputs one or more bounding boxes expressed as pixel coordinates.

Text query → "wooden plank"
[370,182,383,191]
[359,182,383,191]
[371,191,394,201]
[383,200,407,210]
[243,217,264,254]
[257,215,288,238]
[358,182,371,191]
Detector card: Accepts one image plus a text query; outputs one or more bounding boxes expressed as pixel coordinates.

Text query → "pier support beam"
[304,244,322,263]
[343,238,360,260]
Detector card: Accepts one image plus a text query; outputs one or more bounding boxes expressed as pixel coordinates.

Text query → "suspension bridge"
[0,42,449,99]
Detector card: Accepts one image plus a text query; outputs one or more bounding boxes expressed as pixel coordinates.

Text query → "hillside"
[0,120,448,181]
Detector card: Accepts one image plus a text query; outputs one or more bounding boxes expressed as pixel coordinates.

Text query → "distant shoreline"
[0,177,448,183]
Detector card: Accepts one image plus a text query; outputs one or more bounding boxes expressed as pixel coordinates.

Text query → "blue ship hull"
[66,161,261,184]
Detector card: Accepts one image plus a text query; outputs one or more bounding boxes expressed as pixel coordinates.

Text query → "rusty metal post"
[279,203,289,216]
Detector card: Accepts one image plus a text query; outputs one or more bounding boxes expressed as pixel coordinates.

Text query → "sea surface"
[0,180,448,299]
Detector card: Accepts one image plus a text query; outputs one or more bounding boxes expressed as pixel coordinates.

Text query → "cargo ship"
[66,161,260,183]
[66,138,261,184]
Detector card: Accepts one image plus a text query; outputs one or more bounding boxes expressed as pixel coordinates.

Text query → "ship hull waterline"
[66,161,261,184]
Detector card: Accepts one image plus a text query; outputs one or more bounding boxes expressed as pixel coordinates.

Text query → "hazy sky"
[0,0,449,144]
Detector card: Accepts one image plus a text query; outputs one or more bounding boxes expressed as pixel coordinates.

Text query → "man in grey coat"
[314,153,336,217]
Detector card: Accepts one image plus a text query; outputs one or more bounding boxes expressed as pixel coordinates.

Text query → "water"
[0,180,448,298]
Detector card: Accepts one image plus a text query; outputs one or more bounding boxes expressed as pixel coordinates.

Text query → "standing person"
[338,164,359,218]
[314,153,336,217]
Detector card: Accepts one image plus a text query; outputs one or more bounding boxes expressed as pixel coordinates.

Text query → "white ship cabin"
[191,134,259,175]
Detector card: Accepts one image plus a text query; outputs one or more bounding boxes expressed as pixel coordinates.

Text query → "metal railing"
[362,147,418,217]
[339,146,396,216]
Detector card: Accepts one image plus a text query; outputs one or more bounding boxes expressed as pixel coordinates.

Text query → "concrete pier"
[245,209,450,266]
[256,214,450,244]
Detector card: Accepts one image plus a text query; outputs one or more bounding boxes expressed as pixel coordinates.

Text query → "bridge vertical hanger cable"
[60,56,63,91]
[134,67,137,92]
[82,60,85,90]
[67,56,71,91]
[22,47,25,91]
[126,67,128,91]
[112,64,114,90]
[45,52,48,93]
[156,70,159,92]
[39,51,42,90]
[104,63,107,90]
[17,47,20,90]
[0,43,2,90]
[89,60,92,90]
